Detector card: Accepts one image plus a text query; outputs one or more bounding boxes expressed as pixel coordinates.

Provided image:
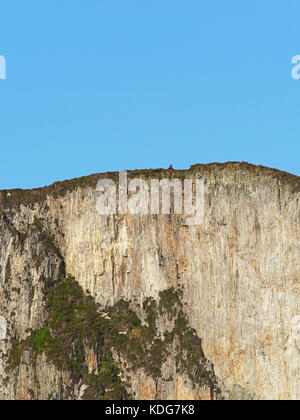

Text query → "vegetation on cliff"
[9,278,220,400]
[9,278,129,400]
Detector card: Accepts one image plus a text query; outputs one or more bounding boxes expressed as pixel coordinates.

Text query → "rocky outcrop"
[0,162,299,400]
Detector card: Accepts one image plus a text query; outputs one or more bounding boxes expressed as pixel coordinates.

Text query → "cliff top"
[0,161,299,208]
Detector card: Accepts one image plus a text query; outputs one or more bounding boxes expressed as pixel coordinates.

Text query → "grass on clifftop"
[1,162,299,208]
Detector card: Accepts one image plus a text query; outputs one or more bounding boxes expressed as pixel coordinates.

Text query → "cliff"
[0,162,299,400]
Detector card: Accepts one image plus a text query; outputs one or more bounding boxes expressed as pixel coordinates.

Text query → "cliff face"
[0,162,299,400]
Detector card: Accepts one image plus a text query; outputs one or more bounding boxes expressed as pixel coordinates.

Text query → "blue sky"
[0,1,299,189]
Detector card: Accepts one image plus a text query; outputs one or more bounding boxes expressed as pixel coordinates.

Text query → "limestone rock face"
[0,162,299,400]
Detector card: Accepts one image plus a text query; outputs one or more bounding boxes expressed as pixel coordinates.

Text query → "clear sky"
[0,1,299,189]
